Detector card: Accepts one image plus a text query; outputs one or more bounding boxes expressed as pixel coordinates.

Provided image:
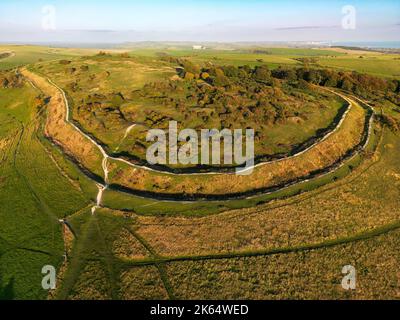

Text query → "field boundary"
[122,219,400,267]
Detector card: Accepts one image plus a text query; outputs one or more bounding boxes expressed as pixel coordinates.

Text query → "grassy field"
[125,47,343,69]
[0,81,97,299]
[127,46,400,78]
[2,45,399,78]
[134,128,398,257]
[28,54,176,154]
[318,55,400,78]
[0,45,99,71]
[48,126,399,299]
[163,227,400,299]
[1,44,399,300]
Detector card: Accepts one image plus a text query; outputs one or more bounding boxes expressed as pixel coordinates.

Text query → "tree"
[379,114,399,132]
[222,65,240,78]
[324,75,338,87]
[239,65,252,76]
[272,67,297,81]
[340,79,354,92]
[212,68,230,87]
[304,69,323,85]
[252,65,271,82]
[180,60,201,76]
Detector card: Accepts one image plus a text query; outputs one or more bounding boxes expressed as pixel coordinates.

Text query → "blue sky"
[0,0,399,43]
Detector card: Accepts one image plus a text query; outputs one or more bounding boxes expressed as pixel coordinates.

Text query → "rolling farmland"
[1,44,399,300]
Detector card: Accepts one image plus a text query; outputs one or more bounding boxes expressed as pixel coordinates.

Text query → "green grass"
[30,52,353,169]
[3,45,399,78]
[24,47,400,172]
[1,45,399,299]
[55,210,131,300]
[56,208,176,300]
[28,54,175,155]
[128,48,300,68]
[126,47,344,68]
[127,47,400,77]
[0,45,99,71]
[318,55,400,78]
[115,88,347,160]
[0,82,94,299]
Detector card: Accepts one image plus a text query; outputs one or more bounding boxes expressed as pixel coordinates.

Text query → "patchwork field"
[126,46,400,78]
[0,45,399,300]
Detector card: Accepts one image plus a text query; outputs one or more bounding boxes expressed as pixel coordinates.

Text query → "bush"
[252,65,271,82]
[212,68,230,87]
[378,115,399,132]
[184,72,195,81]
[180,60,201,75]
[97,51,111,56]
[200,72,210,80]
[272,67,297,81]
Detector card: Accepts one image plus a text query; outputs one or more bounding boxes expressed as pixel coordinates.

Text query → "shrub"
[184,72,195,81]
[378,115,399,132]
[200,72,210,80]
[252,65,271,82]
[180,60,201,75]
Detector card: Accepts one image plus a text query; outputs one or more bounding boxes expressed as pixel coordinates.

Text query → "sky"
[0,0,399,43]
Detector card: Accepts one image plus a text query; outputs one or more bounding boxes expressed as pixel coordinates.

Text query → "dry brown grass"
[119,266,169,300]
[112,228,150,260]
[320,47,384,56]
[68,261,112,300]
[63,223,75,256]
[134,131,400,257]
[21,69,104,177]
[164,229,400,300]
[0,136,15,177]
[0,137,11,155]
[48,223,72,302]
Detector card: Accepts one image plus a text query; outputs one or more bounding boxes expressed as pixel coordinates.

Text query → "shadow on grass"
[0,276,15,300]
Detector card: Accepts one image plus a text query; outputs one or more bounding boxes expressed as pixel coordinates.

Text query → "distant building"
[192,45,206,50]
